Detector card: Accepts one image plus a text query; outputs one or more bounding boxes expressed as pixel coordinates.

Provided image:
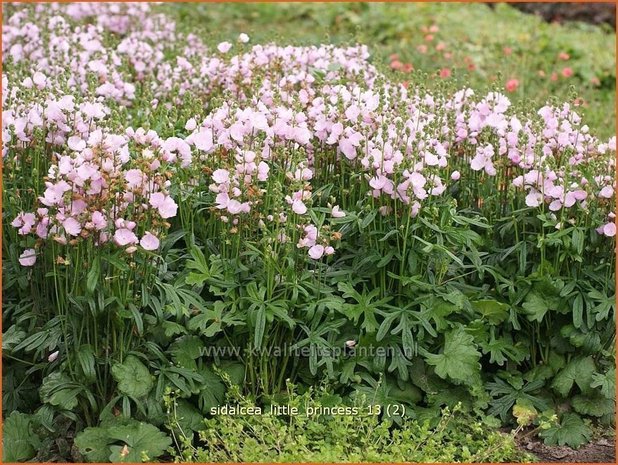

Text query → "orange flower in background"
[538,70,546,77]
[558,52,570,60]
[429,24,439,33]
[436,42,446,51]
[561,67,573,78]
[505,78,519,92]
[402,63,414,73]
[591,76,601,86]
[503,46,513,56]
[551,72,558,81]
[424,34,434,42]
[439,67,451,78]
[417,44,428,54]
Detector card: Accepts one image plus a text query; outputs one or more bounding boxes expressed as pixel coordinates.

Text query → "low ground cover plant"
[2,2,615,462]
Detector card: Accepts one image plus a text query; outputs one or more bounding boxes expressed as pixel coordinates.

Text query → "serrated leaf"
[551,356,596,397]
[112,356,153,399]
[522,292,549,322]
[75,426,114,463]
[2,412,41,462]
[571,394,615,417]
[471,300,509,325]
[424,327,481,384]
[161,321,187,338]
[108,422,171,462]
[170,336,204,369]
[197,366,226,412]
[540,413,591,448]
[171,400,204,435]
[591,368,615,399]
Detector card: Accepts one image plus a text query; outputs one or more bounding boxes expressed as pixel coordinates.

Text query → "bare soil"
[517,434,616,463]
[508,2,616,28]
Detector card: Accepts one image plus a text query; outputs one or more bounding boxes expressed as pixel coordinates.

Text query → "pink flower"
[63,217,82,236]
[91,211,107,230]
[451,171,461,181]
[140,232,160,251]
[185,118,197,131]
[217,41,232,53]
[68,136,86,151]
[125,169,146,189]
[257,162,269,181]
[599,186,614,199]
[227,200,243,214]
[193,128,213,152]
[292,199,307,215]
[238,33,250,43]
[19,248,36,267]
[114,228,138,246]
[32,72,47,89]
[505,79,519,93]
[561,67,573,78]
[12,212,36,235]
[331,206,346,218]
[308,244,325,259]
[212,169,230,184]
[525,191,542,208]
[48,351,59,362]
[149,192,178,218]
[439,68,451,79]
[603,222,616,237]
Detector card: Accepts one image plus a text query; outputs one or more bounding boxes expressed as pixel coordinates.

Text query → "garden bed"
[2,2,615,463]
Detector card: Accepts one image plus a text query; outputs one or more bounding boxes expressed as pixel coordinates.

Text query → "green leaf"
[171,400,204,435]
[112,356,153,399]
[551,356,596,397]
[572,293,584,329]
[2,325,26,352]
[75,427,114,463]
[540,413,592,448]
[197,366,226,412]
[424,327,481,384]
[188,302,225,337]
[254,306,266,347]
[591,368,615,399]
[86,256,100,294]
[521,292,549,322]
[571,394,615,417]
[40,372,84,410]
[2,412,41,462]
[471,300,510,325]
[170,336,204,369]
[108,422,172,462]
[77,344,96,382]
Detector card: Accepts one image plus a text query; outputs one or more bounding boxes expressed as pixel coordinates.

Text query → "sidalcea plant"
[2,2,615,458]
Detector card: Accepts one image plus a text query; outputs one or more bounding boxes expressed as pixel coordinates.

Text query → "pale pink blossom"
[19,249,37,267]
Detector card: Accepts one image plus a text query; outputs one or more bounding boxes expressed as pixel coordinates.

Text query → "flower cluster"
[4,3,615,269]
